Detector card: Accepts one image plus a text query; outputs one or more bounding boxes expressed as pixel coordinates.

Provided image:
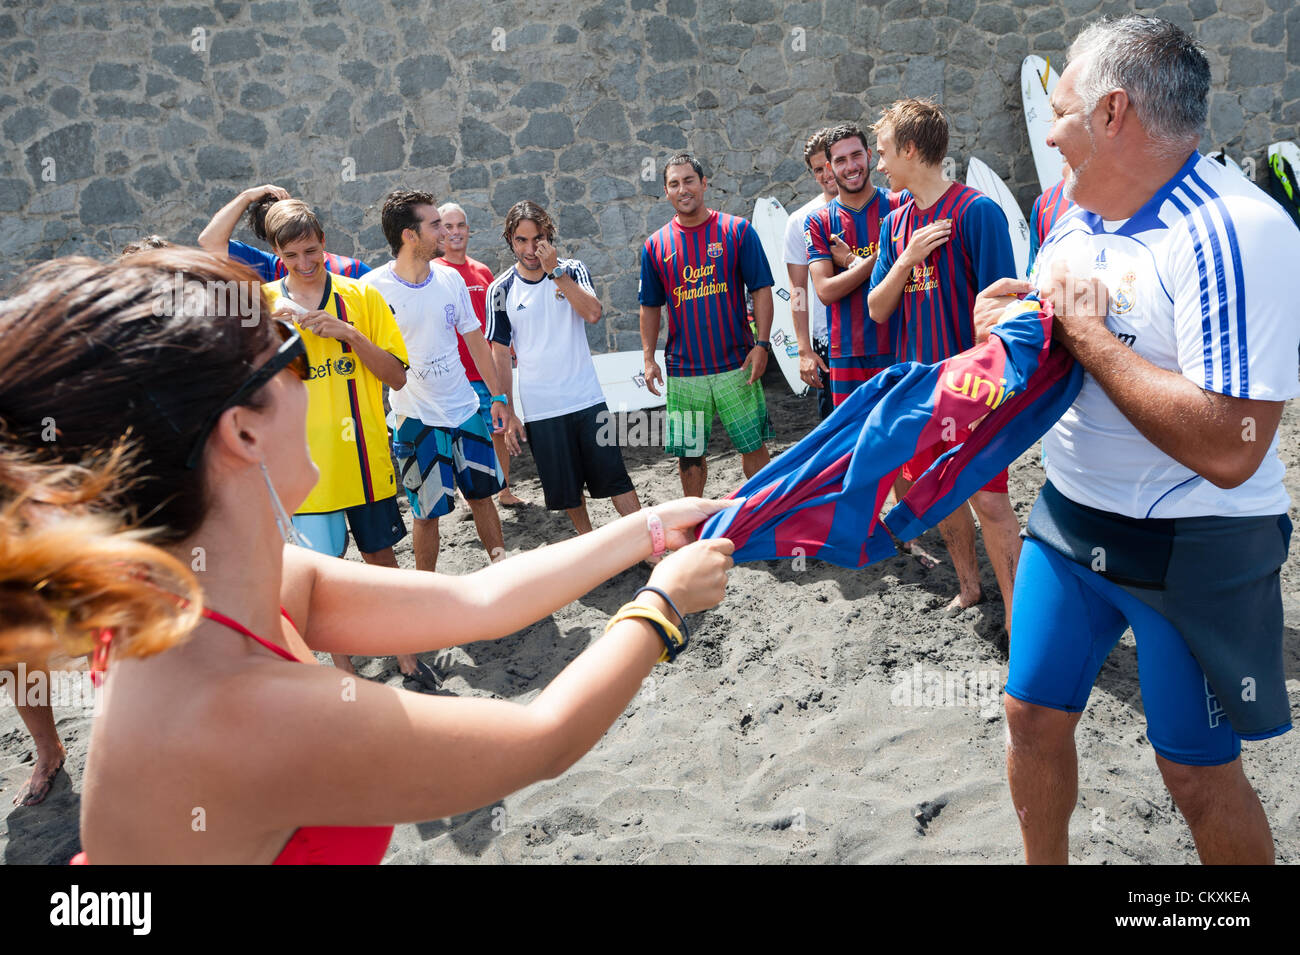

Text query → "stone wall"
[1,0,1296,350]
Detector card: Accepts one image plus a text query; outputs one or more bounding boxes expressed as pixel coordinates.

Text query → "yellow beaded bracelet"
[605,602,686,663]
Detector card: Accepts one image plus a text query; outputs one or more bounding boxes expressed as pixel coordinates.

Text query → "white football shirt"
[1035,152,1300,518]
[485,260,606,423]
[363,260,481,428]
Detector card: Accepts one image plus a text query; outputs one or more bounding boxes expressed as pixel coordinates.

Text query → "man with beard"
[639,154,774,496]
[487,201,643,535]
[805,123,906,408]
[363,191,519,689]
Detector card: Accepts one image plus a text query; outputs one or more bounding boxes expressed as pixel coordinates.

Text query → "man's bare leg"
[494,432,524,505]
[9,672,66,806]
[412,517,440,572]
[611,489,641,517]
[1006,696,1081,864]
[971,490,1022,631]
[465,496,504,560]
[892,474,942,569]
[566,498,594,535]
[1156,755,1274,864]
[740,445,769,478]
[937,502,983,610]
[679,456,706,497]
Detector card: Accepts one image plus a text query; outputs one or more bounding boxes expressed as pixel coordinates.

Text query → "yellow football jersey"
[263,273,409,514]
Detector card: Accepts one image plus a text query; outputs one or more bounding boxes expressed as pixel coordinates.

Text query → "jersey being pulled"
[639,209,774,377]
[229,239,370,284]
[804,188,904,359]
[1028,179,1074,273]
[870,182,1017,365]
[698,297,1080,565]
[1036,151,1300,519]
[263,273,409,514]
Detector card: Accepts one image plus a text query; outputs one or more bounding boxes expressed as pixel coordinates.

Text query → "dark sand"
[4,365,1298,864]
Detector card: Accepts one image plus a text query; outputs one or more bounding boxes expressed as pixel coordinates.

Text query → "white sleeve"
[564,259,596,295]
[783,212,808,266]
[1171,195,1300,401]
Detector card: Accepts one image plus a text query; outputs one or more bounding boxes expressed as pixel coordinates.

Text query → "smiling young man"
[364,190,519,589]
[972,16,1300,865]
[435,201,524,507]
[639,154,775,496]
[864,99,1023,628]
[198,183,371,281]
[258,199,419,681]
[783,127,837,420]
[805,122,906,409]
[486,200,642,535]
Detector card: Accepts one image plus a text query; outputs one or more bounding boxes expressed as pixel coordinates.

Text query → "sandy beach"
[4,364,1298,865]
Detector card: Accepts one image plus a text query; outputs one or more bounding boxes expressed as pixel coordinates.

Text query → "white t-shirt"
[1035,153,1300,519]
[485,260,605,423]
[783,193,832,343]
[363,260,481,428]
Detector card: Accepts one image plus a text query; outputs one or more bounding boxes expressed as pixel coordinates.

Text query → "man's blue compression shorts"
[1007,536,1290,767]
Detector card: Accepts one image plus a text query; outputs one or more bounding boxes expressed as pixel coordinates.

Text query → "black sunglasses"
[184,320,309,470]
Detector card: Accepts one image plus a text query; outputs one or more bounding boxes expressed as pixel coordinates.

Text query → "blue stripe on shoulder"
[1188,168,1249,395]
[1183,185,1233,394]
[1166,190,1216,389]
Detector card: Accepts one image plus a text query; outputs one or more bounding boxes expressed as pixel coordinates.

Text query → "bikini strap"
[88,604,302,685]
[201,607,300,663]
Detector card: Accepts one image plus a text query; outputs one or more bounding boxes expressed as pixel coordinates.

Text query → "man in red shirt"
[435,202,524,507]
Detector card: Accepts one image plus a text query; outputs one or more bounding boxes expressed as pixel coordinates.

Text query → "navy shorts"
[524,403,634,511]
[292,496,406,558]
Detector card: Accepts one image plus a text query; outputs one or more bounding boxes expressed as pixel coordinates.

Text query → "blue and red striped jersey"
[804,188,904,359]
[639,210,774,377]
[698,297,1082,566]
[1028,179,1074,273]
[870,183,1017,365]
[228,239,371,284]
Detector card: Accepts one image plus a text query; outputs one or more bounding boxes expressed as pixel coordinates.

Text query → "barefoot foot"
[942,590,984,616]
[14,749,66,806]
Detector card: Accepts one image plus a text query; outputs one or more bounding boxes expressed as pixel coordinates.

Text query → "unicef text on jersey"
[305,356,357,380]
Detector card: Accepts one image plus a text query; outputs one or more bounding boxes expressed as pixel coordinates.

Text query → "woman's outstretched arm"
[284,497,730,656]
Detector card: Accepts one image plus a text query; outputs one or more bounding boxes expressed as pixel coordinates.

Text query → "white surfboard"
[1021,55,1063,193]
[591,349,668,412]
[966,156,1031,281]
[752,196,809,396]
[1208,150,1247,178]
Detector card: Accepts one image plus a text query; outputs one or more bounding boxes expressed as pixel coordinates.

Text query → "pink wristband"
[645,510,666,558]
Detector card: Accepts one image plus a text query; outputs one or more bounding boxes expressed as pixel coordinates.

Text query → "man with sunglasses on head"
[259,200,431,687]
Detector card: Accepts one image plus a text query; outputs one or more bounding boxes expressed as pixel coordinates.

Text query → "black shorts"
[524,403,635,511]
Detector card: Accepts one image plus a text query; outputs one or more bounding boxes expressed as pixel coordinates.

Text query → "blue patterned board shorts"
[392,410,503,519]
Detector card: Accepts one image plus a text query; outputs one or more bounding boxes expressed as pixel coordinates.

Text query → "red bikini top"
[72,606,393,866]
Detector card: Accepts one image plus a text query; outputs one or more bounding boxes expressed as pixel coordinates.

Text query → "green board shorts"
[664,366,773,458]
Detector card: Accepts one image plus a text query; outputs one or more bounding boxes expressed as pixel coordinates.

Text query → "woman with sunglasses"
[0,248,735,864]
